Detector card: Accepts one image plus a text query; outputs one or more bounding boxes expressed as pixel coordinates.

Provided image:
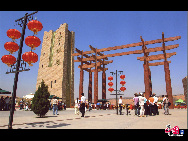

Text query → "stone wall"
[36,23,74,107]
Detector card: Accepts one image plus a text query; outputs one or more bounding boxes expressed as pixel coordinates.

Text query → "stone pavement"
[0,108,187,129]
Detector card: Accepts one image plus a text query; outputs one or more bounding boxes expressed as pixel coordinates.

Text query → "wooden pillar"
[148,67,152,96]
[88,71,92,103]
[162,32,174,109]
[79,69,84,100]
[141,36,152,100]
[79,50,84,100]
[102,70,106,100]
[102,58,106,101]
[94,48,98,104]
[143,63,150,100]
[164,61,173,109]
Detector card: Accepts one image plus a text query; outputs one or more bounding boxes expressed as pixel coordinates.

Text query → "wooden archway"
[72,32,181,108]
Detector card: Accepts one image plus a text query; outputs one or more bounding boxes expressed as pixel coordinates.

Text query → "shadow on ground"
[16,121,71,129]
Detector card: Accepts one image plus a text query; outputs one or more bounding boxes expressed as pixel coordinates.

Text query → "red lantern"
[1,55,16,67]
[120,75,125,80]
[108,88,114,93]
[25,36,41,50]
[120,87,126,92]
[108,82,113,87]
[4,42,19,54]
[120,81,126,86]
[27,20,43,34]
[108,76,113,81]
[22,51,38,66]
[6,29,21,41]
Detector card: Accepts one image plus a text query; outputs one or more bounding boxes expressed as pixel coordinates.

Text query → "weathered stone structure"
[36,23,75,107]
[182,76,187,104]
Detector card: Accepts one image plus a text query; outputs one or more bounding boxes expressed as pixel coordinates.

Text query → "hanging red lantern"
[108,76,113,81]
[108,88,114,93]
[120,81,126,86]
[120,87,126,92]
[108,82,113,87]
[120,75,125,80]
[1,55,16,67]
[27,20,43,34]
[6,29,21,41]
[22,51,38,66]
[4,42,19,54]
[25,36,41,50]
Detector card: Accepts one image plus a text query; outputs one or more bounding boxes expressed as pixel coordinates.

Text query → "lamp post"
[109,70,124,115]
[6,11,38,129]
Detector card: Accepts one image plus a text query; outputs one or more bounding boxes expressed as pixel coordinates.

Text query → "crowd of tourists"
[130,92,170,117]
[0,96,12,111]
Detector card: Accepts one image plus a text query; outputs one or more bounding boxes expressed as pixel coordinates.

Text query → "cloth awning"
[49,95,61,99]
[97,99,109,102]
[0,88,11,94]
[175,99,184,103]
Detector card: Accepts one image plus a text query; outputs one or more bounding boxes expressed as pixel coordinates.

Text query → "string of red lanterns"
[120,75,126,92]
[107,74,127,93]
[1,19,43,67]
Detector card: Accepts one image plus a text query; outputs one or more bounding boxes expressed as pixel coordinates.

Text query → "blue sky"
[0,11,187,99]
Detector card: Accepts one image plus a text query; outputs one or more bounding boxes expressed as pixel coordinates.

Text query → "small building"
[23,93,34,99]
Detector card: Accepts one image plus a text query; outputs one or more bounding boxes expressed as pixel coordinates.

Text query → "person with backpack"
[133,93,139,116]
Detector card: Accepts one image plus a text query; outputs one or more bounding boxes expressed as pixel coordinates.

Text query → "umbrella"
[0,88,11,94]
[49,95,55,99]
[49,95,61,99]
[97,99,109,102]
[175,99,184,103]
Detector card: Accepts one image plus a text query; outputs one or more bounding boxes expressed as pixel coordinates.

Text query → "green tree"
[32,80,50,117]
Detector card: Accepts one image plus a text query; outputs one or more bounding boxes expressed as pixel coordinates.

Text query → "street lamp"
[108,70,126,115]
[1,11,42,129]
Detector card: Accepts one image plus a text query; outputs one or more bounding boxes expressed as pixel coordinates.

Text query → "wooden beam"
[137,52,176,61]
[77,56,91,65]
[91,68,108,72]
[78,60,113,69]
[148,61,171,66]
[74,44,179,62]
[89,45,108,60]
[75,48,91,58]
[72,36,181,56]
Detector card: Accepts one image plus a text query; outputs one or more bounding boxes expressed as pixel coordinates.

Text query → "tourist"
[162,95,166,113]
[139,93,145,117]
[88,101,92,111]
[153,93,159,115]
[133,93,139,116]
[80,93,86,117]
[118,96,123,115]
[163,95,170,115]
[64,103,66,110]
[25,101,29,111]
[4,96,10,111]
[19,99,24,110]
[0,96,5,111]
[148,95,155,116]
[51,96,59,115]
[75,98,79,115]
[143,93,149,116]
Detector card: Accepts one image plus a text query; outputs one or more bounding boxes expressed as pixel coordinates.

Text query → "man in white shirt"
[80,93,86,117]
[118,96,123,115]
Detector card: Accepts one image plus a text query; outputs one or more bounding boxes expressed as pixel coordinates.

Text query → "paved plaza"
[0,108,187,129]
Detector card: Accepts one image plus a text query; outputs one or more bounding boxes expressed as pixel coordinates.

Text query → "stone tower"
[36,23,75,107]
